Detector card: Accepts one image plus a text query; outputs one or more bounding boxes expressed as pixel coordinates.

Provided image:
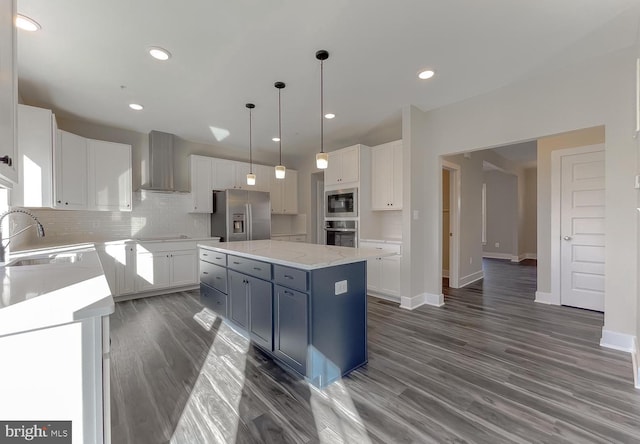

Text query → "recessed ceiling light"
[15,14,41,32]
[418,69,435,80]
[324,113,335,119]
[129,103,144,111]
[272,137,280,142]
[148,47,171,61]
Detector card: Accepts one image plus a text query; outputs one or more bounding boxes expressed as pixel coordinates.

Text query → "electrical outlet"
[494,242,500,248]
[335,280,348,295]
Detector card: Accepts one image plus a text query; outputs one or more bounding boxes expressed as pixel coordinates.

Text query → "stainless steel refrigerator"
[211,189,271,241]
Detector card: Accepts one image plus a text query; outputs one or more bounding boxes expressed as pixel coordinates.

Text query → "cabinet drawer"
[199,249,226,266]
[228,254,271,281]
[274,265,308,292]
[200,260,227,293]
[200,283,227,317]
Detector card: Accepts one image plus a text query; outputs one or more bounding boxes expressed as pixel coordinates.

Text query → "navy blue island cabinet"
[198,240,370,388]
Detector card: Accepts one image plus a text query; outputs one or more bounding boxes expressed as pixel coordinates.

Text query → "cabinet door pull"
[284,290,294,296]
[202,271,209,275]
[0,155,12,166]
[233,261,241,265]
[284,274,294,279]
[203,253,208,256]
[253,267,261,271]
[216,276,222,280]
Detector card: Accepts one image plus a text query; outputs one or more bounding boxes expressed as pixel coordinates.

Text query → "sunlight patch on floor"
[309,379,372,444]
[171,312,250,443]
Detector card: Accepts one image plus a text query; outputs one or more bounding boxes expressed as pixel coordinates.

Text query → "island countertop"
[198,239,396,270]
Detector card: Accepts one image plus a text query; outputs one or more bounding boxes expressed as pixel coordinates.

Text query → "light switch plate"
[335,280,348,295]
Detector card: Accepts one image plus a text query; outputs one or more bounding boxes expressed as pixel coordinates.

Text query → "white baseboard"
[482,252,514,260]
[534,291,557,305]
[400,292,444,310]
[633,338,639,389]
[459,270,484,287]
[600,329,636,353]
[368,292,401,304]
[442,269,449,278]
[114,284,199,302]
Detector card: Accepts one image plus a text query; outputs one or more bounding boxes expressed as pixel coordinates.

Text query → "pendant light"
[315,50,329,169]
[274,81,286,179]
[246,103,256,186]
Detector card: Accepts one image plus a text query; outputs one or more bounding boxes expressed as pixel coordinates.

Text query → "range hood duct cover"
[144,130,175,191]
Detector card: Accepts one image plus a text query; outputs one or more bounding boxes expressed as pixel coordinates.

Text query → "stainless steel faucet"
[0,208,45,263]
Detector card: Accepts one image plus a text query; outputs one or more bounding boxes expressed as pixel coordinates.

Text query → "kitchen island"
[197,239,395,387]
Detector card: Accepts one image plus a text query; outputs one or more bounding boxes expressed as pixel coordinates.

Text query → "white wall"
[405,47,637,338]
[483,170,518,257]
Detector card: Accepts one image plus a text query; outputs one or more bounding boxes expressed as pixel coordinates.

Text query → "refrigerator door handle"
[246,203,252,240]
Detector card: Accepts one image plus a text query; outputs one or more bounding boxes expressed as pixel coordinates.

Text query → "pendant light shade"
[246,103,256,186]
[316,49,329,170]
[274,81,286,179]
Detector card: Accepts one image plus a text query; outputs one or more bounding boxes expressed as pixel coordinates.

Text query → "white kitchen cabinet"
[189,155,213,213]
[325,145,359,187]
[271,169,298,214]
[361,241,401,299]
[251,164,272,192]
[55,130,88,209]
[371,140,403,210]
[88,139,132,211]
[0,0,18,186]
[169,250,198,287]
[15,104,56,207]
[212,158,252,190]
[136,242,199,293]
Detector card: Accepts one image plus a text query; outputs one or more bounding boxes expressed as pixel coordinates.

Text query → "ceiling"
[16,0,640,167]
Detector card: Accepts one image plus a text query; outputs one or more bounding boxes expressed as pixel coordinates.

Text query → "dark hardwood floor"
[110,258,640,443]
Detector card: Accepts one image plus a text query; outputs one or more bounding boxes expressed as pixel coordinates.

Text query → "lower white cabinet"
[97,241,199,298]
[361,241,401,298]
[271,234,307,242]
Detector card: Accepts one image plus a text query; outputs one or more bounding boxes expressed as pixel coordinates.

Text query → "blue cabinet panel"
[274,285,308,374]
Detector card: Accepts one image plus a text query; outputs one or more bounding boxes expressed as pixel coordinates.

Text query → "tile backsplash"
[13,191,210,249]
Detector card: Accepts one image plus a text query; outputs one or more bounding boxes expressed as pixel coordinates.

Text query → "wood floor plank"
[110,260,640,443]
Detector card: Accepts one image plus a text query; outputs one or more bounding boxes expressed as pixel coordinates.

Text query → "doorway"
[442,161,460,288]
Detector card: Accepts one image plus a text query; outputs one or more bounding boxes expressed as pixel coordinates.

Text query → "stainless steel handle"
[563,236,572,241]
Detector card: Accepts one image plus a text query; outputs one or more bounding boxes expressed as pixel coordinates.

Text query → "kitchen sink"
[7,254,82,267]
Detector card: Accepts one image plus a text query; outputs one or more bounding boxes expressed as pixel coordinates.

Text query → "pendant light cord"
[249,107,253,173]
[320,58,324,154]
[278,87,282,165]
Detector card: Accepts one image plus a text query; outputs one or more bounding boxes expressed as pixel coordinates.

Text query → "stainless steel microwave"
[325,188,358,218]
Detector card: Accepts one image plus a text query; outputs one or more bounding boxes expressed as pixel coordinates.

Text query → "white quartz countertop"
[198,239,397,270]
[0,246,114,337]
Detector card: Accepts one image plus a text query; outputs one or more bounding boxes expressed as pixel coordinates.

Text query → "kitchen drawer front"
[359,242,401,255]
[228,254,271,281]
[199,249,226,266]
[274,265,308,292]
[200,283,227,317]
[200,260,227,293]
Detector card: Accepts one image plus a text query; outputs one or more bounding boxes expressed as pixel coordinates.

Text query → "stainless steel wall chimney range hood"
[141,130,176,192]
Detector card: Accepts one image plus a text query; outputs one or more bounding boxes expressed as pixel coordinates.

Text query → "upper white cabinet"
[0,0,18,186]
[190,155,213,213]
[55,129,131,211]
[212,158,251,190]
[252,164,273,192]
[15,105,57,207]
[325,145,360,187]
[55,130,88,209]
[371,140,403,210]
[88,139,132,211]
[271,169,298,214]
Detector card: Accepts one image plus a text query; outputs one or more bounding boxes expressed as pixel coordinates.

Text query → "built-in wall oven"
[325,220,357,248]
[325,188,357,218]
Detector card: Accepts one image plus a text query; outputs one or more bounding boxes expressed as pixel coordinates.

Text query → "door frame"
[550,143,605,306]
[442,160,461,288]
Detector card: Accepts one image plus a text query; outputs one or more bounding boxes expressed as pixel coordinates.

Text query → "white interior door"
[560,150,605,311]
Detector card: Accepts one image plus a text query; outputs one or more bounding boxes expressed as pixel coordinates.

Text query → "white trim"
[599,329,635,353]
[400,292,444,310]
[113,284,199,302]
[442,160,461,289]
[512,253,538,262]
[550,144,605,308]
[633,337,639,389]
[442,269,449,278]
[459,270,484,287]
[534,291,557,305]
[482,252,515,260]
